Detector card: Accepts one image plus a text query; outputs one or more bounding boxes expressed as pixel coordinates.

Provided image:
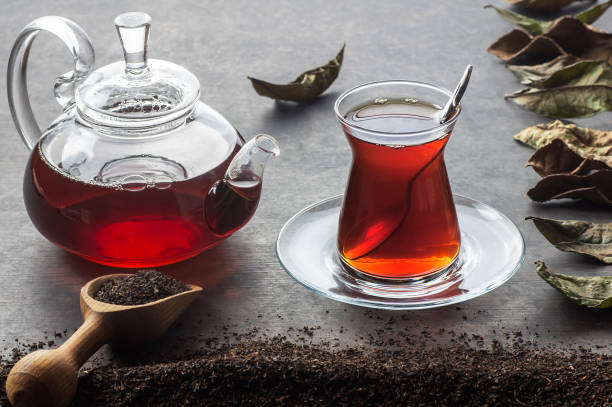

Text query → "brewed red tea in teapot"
[8,13,279,267]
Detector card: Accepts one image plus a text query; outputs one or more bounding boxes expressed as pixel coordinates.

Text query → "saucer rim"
[276,194,525,310]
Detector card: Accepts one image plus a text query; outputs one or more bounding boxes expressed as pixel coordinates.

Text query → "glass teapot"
[7,12,279,268]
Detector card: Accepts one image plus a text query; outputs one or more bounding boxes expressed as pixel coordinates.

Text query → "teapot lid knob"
[75,12,200,129]
[114,12,151,75]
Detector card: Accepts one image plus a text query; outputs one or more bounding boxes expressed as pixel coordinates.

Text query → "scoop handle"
[7,16,94,150]
[5,312,112,407]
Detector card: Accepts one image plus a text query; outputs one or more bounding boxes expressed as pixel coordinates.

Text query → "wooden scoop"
[6,274,202,407]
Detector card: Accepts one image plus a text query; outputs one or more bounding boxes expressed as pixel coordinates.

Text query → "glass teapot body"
[9,13,278,267]
[24,103,250,267]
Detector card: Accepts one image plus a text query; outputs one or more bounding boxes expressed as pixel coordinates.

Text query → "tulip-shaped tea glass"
[276,80,525,309]
[335,81,461,281]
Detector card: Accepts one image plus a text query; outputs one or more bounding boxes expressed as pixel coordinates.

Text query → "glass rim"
[333,80,461,139]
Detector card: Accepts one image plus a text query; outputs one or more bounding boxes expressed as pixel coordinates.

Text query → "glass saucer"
[276,194,525,310]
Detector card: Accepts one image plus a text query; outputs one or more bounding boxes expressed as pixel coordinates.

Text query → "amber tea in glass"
[335,81,461,281]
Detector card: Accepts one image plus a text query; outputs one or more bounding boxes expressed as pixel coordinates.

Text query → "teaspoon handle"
[440,65,473,123]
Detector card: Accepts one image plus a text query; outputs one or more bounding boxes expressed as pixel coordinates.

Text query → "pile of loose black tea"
[69,338,612,406]
[1,334,70,407]
[93,270,189,306]
[2,331,612,406]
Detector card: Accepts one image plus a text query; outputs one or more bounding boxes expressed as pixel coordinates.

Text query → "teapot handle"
[7,16,95,150]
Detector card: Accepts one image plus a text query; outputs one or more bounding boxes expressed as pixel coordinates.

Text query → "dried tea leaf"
[486,5,555,35]
[535,261,612,308]
[505,0,584,11]
[487,1,612,35]
[248,44,344,102]
[488,17,612,64]
[488,29,567,62]
[507,55,580,85]
[528,217,612,262]
[526,138,607,176]
[505,60,612,118]
[489,29,530,61]
[527,169,612,205]
[577,0,612,24]
[506,85,612,118]
[542,17,612,63]
[509,58,609,89]
[514,121,612,167]
[521,59,612,88]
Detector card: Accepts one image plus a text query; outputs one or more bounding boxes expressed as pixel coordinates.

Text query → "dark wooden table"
[1,0,611,359]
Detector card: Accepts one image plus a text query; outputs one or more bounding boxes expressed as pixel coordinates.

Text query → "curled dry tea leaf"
[506,85,612,118]
[527,169,612,205]
[578,0,612,24]
[526,138,607,176]
[513,59,610,88]
[488,29,566,62]
[505,59,612,118]
[488,17,612,64]
[540,17,612,64]
[528,217,612,263]
[525,59,612,88]
[506,0,585,11]
[248,44,344,102]
[507,55,579,85]
[487,1,612,36]
[535,261,612,308]
[514,121,612,167]
[486,5,555,35]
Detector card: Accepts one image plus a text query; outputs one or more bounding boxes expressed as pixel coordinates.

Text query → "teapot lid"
[75,12,200,129]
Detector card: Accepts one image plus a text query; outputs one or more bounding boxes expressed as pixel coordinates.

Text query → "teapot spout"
[205,134,280,236]
[225,134,280,185]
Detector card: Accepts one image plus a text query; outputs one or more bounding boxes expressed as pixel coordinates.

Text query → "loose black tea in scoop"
[5,270,201,407]
[93,270,189,305]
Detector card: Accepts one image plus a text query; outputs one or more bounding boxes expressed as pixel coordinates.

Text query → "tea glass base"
[338,251,461,284]
[276,194,525,310]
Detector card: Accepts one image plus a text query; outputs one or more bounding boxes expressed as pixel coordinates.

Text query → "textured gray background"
[1,0,611,358]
